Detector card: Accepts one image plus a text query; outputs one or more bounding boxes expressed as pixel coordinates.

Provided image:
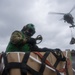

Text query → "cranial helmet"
[21,23,35,36]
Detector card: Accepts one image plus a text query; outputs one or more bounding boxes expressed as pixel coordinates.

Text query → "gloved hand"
[27,38,36,45]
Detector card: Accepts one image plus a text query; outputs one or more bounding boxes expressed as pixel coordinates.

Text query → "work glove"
[27,38,36,45]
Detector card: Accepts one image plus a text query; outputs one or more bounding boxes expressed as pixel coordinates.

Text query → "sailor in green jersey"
[6,23,61,52]
[6,23,35,52]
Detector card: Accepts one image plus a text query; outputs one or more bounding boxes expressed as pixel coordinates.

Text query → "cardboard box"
[0,51,73,75]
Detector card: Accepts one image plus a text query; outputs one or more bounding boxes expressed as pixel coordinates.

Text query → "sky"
[0,0,75,52]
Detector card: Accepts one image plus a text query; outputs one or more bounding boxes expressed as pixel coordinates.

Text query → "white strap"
[29,55,56,72]
[17,52,20,62]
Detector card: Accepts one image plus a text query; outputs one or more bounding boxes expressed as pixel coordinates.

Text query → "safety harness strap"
[51,50,66,68]
[41,51,50,62]
[34,51,61,75]
[21,52,30,75]
[22,52,30,63]
[38,51,50,74]
[24,51,50,75]
[2,52,30,75]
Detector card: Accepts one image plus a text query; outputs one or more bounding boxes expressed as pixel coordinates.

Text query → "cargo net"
[0,50,73,75]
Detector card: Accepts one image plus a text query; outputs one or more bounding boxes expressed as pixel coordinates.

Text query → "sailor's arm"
[10,31,27,44]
